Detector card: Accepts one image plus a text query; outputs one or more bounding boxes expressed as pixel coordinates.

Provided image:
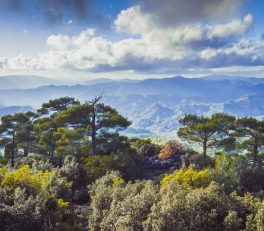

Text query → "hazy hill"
[224,94,264,117]
[0,76,255,105]
[0,105,34,117]
[0,75,263,137]
[0,75,63,90]
[203,75,264,85]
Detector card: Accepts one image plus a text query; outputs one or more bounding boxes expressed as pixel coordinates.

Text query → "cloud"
[47,35,72,50]
[46,29,96,50]
[208,14,253,38]
[138,0,245,26]
[115,5,153,35]
[114,5,253,49]
[198,40,264,67]
[1,25,263,74]
[0,1,263,76]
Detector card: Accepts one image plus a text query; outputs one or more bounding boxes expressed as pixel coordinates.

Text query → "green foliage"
[39,97,80,114]
[1,99,264,230]
[178,113,236,156]
[88,172,264,231]
[83,149,140,182]
[214,152,242,192]
[234,117,264,168]
[0,164,78,230]
[88,171,159,231]
[33,116,62,160]
[214,152,264,193]
[145,182,238,231]
[182,149,215,170]
[55,98,131,156]
[234,193,264,231]
[83,155,114,182]
[58,155,89,203]
[130,138,161,158]
[0,112,33,167]
[239,168,264,193]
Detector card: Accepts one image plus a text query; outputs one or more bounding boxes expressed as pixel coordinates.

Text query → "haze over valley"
[1,75,263,138]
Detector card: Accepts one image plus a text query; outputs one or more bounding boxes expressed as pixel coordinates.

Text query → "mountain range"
[0,75,263,138]
[0,75,63,90]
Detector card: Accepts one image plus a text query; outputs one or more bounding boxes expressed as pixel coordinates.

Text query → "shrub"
[83,154,114,182]
[160,166,211,188]
[158,140,185,160]
[88,172,264,231]
[144,182,242,231]
[239,169,264,193]
[182,150,215,170]
[0,164,74,230]
[88,171,159,231]
[131,138,161,158]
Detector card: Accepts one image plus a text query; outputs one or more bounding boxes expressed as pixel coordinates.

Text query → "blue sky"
[0,0,264,80]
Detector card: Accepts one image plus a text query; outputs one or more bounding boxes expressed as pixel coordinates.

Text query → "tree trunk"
[10,147,15,168]
[50,145,55,160]
[91,108,97,156]
[252,143,258,168]
[11,134,15,168]
[203,140,207,157]
[23,146,29,157]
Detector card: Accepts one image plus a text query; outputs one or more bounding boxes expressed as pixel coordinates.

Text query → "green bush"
[88,171,159,231]
[182,150,215,170]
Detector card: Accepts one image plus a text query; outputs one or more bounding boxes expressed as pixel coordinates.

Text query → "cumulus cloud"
[47,35,72,50]
[115,5,153,35]
[199,40,264,67]
[113,5,254,52]
[0,1,263,75]
[1,25,263,74]
[208,14,253,38]
[46,29,96,50]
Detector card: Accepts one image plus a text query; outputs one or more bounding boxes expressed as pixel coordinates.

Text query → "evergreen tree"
[33,97,79,160]
[39,97,80,115]
[0,113,30,167]
[56,97,131,155]
[234,117,264,168]
[178,113,235,156]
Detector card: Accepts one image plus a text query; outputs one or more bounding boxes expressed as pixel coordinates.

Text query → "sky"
[0,0,264,80]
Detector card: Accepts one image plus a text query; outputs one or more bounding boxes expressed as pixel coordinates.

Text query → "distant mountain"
[0,105,34,117]
[224,95,264,117]
[0,75,263,137]
[203,75,264,85]
[0,76,253,106]
[80,78,140,85]
[0,75,63,90]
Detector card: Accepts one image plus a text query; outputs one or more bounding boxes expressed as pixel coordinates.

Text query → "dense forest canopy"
[0,97,263,230]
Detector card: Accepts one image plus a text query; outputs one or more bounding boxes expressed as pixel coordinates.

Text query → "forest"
[0,97,263,231]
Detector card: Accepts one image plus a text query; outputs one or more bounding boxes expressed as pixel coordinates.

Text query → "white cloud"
[208,14,253,39]
[72,29,96,47]
[200,49,218,60]
[0,4,262,75]
[47,35,72,50]
[115,5,153,35]
[114,6,253,43]
[46,28,96,50]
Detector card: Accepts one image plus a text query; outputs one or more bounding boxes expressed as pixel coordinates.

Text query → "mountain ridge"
[0,75,263,138]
